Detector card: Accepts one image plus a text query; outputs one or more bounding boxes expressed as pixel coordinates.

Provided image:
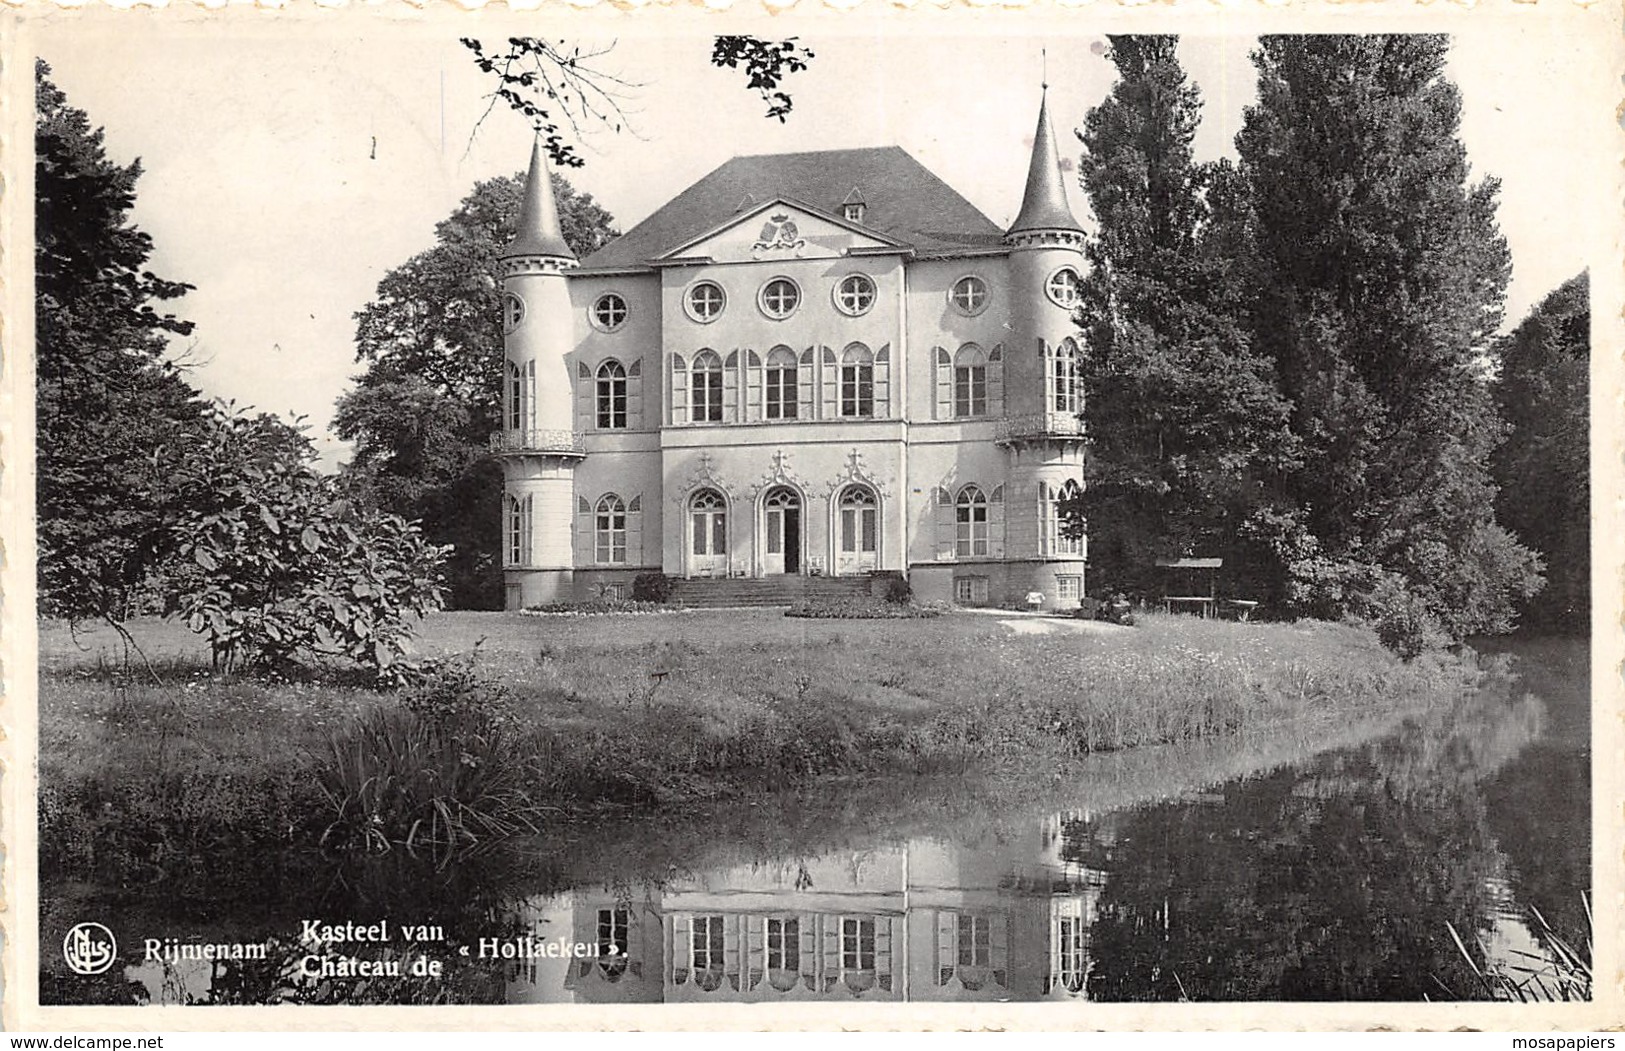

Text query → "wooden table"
[1162,595,1216,618]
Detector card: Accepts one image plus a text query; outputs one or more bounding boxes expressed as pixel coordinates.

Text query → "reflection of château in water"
[505,811,1117,1004]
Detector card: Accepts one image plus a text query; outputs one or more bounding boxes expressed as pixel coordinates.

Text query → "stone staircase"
[668,574,877,609]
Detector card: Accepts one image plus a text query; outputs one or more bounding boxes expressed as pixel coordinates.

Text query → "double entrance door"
[762,487,801,575]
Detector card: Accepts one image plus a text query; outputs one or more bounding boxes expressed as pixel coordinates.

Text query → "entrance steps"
[669,574,876,609]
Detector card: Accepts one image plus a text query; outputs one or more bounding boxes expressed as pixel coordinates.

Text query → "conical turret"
[505,138,576,261]
[1008,91,1083,238]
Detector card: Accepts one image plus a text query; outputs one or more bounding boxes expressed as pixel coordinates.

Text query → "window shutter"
[724,350,740,424]
[988,344,1005,416]
[822,918,841,993]
[876,919,893,974]
[872,344,891,418]
[627,359,643,428]
[934,348,952,420]
[821,346,838,419]
[989,485,1006,558]
[798,348,816,419]
[521,494,534,566]
[576,496,593,567]
[800,916,818,987]
[745,350,763,422]
[725,916,742,991]
[937,912,957,985]
[670,354,688,425]
[627,495,643,566]
[576,362,593,433]
[524,360,538,431]
[672,915,691,986]
[935,487,956,560]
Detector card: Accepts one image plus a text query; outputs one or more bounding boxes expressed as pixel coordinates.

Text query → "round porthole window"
[685,281,727,324]
[759,277,801,320]
[1046,267,1082,309]
[834,273,877,317]
[948,275,990,316]
[502,293,526,334]
[592,292,629,332]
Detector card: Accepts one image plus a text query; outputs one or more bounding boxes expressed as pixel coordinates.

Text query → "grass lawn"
[37,608,1497,898]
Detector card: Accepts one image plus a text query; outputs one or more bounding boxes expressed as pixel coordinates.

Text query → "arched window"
[1053,339,1082,415]
[690,489,727,558]
[1055,480,1082,556]
[504,494,532,566]
[595,494,627,564]
[840,917,879,995]
[691,350,724,423]
[765,916,801,993]
[597,907,630,981]
[506,360,535,432]
[956,486,989,557]
[765,346,798,420]
[839,486,878,557]
[596,360,627,429]
[954,344,989,418]
[840,343,874,418]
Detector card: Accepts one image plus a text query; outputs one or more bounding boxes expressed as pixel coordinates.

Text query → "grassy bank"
[38,610,1498,895]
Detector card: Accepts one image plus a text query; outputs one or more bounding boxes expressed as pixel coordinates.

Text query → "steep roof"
[1008,91,1083,236]
[579,146,1007,272]
[504,139,576,261]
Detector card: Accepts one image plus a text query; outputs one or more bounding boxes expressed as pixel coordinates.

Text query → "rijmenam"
[497,92,1093,612]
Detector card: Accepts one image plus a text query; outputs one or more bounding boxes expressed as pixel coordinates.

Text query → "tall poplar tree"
[1236,34,1540,640]
[1492,272,1589,632]
[1068,36,1297,596]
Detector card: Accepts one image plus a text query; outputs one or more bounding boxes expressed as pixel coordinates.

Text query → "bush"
[631,572,675,603]
[1365,574,1451,660]
[883,576,913,605]
[523,599,668,616]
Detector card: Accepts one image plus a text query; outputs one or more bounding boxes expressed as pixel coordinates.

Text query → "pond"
[50,636,1589,1006]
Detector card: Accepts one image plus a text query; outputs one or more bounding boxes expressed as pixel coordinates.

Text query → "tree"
[1492,273,1589,632]
[1064,36,1297,597]
[334,173,616,609]
[1235,35,1541,639]
[34,58,208,622]
[173,408,447,678]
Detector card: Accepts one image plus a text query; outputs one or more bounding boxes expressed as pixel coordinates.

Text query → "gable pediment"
[654,199,907,266]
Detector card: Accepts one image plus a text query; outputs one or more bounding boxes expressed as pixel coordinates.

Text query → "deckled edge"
[0,0,1622,1034]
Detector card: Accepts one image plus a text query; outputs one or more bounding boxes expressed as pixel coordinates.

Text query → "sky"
[27,6,1615,467]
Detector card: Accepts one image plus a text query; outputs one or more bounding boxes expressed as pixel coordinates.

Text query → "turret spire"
[1007,90,1083,237]
[505,137,576,261]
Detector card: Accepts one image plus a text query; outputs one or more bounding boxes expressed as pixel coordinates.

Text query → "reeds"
[1444,893,1592,1001]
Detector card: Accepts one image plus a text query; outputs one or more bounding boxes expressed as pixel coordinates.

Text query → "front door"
[763,487,801,575]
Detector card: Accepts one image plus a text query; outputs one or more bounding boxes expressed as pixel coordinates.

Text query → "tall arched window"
[954,344,988,418]
[1053,338,1082,415]
[596,360,627,429]
[1056,480,1083,556]
[956,486,989,557]
[506,360,535,432]
[690,488,728,562]
[504,494,532,566]
[765,346,798,420]
[840,343,874,418]
[691,350,724,423]
[595,494,627,564]
[838,486,878,558]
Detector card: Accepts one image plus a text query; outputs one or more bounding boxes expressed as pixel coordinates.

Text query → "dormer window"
[844,202,866,224]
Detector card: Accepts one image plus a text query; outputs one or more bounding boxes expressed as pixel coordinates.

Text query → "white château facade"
[497,94,1088,610]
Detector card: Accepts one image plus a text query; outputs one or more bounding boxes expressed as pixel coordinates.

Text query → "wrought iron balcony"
[996,412,1085,442]
[489,428,586,456]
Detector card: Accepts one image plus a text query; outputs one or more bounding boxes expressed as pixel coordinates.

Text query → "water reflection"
[110,639,1587,1005]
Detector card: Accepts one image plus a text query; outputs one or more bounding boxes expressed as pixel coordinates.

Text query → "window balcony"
[490,428,586,456]
[996,412,1085,442]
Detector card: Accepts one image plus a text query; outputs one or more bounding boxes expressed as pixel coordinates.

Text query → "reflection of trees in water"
[1074,690,1545,1001]
[1483,743,1590,961]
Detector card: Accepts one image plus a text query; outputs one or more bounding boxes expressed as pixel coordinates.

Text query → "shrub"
[631,572,675,603]
[523,599,668,616]
[883,576,913,605]
[1366,574,1451,660]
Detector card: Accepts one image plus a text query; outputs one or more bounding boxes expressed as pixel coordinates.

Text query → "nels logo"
[751,214,806,255]
[63,922,118,975]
